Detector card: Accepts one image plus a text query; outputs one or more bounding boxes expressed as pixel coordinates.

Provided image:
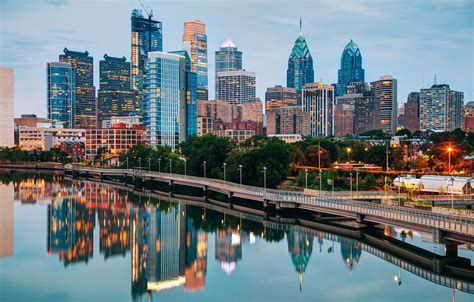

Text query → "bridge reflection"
[3,174,472,298]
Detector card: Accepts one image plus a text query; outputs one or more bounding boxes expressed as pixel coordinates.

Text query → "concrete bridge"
[65,165,474,252]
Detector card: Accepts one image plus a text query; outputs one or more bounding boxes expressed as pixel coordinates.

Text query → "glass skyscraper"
[370,75,398,134]
[98,54,138,126]
[302,82,334,137]
[47,62,75,128]
[216,71,256,105]
[59,48,96,129]
[131,9,162,109]
[144,52,189,150]
[215,39,242,98]
[287,20,314,93]
[336,40,365,96]
[182,20,208,101]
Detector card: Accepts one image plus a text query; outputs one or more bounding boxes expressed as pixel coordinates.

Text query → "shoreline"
[0,162,65,171]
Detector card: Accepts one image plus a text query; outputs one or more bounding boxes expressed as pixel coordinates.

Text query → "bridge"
[65,165,474,252]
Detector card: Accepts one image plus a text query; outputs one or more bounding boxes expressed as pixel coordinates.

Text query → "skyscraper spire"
[299,17,302,36]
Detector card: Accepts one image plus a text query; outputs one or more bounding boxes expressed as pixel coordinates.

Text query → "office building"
[98,55,138,125]
[14,114,51,146]
[266,106,310,136]
[47,62,75,128]
[183,20,208,101]
[18,126,85,151]
[216,70,256,105]
[59,48,96,129]
[144,52,187,150]
[464,101,474,132]
[370,75,397,134]
[334,94,356,136]
[215,39,242,97]
[0,67,14,147]
[336,40,364,96]
[354,91,381,134]
[265,85,299,111]
[302,82,334,137]
[401,92,420,133]
[287,19,314,92]
[420,84,464,132]
[131,9,163,96]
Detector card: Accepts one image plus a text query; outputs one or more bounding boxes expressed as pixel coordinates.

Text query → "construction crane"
[138,0,153,18]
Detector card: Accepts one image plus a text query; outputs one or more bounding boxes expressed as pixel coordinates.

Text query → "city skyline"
[1,0,472,117]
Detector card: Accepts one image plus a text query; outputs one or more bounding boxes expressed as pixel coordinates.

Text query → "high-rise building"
[144,52,188,150]
[463,101,474,132]
[370,75,397,134]
[354,91,381,134]
[265,85,299,111]
[59,48,96,129]
[302,82,334,137]
[401,92,420,133]
[0,67,14,147]
[131,9,163,110]
[47,62,75,128]
[345,82,368,94]
[287,19,314,93]
[334,94,357,136]
[420,84,464,132]
[215,39,243,97]
[97,55,138,125]
[336,40,364,96]
[266,106,310,136]
[216,70,256,105]
[183,20,208,101]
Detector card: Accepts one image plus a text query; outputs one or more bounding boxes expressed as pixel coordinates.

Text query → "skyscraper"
[182,20,208,101]
[401,92,420,133]
[287,19,314,93]
[0,67,14,147]
[215,39,242,97]
[131,9,163,108]
[144,52,187,150]
[47,62,75,128]
[302,82,334,137]
[336,40,365,96]
[97,55,138,125]
[59,48,96,129]
[265,85,299,111]
[420,84,464,132]
[216,71,256,105]
[370,75,398,134]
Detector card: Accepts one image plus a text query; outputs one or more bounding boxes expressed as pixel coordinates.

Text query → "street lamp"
[223,162,227,181]
[305,168,308,189]
[447,143,453,174]
[139,157,142,169]
[169,158,172,174]
[349,172,353,198]
[148,158,151,172]
[346,147,352,162]
[203,161,207,178]
[398,175,401,206]
[238,164,243,185]
[450,177,455,210]
[126,157,129,170]
[184,159,187,176]
[158,158,161,173]
[262,166,267,191]
[356,170,359,197]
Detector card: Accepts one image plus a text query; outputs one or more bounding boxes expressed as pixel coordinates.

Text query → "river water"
[0,172,472,302]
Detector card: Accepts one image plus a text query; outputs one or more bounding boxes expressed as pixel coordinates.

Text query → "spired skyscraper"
[47,62,75,128]
[287,19,314,93]
[215,39,243,98]
[131,9,163,109]
[336,40,365,96]
[59,48,96,129]
[182,20,208,101]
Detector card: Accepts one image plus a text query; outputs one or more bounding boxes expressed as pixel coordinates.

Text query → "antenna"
[434,73,437,85]
[300,17,302,33]
[421,72,424,89]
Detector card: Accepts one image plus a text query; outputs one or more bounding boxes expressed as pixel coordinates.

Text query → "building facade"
[144,52,187,150]
[183,20,208,101]
[0,67,14,147]
[302,82,334,137]
[215,39,242,97]
[98,55,138,125]
[370,75,397,134]
[216,71,256,105]
[336,40,364,96]
[464,101,474,132]
[334,94,356,136]
[47,62,75,128]
[131,9,163,94]
[18,127,85,151]
[59,48,96,129]
[401,92,420,133]
[287,21,314,93]
[266,106,310,137]
[420,84,464,132]
[353,91,381,135]
[265,85,299,111]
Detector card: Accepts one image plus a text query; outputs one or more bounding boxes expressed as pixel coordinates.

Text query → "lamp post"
[223,162,227,181]
[305,168,308,189]
[203,161,207,178]
[184,159,187,176]
[346,147,352,162]
[238,164,243,185]
[262,166,267,191]
[169,158,172,174]
[349,172,353,198]
[447,143,453,174]
[356,170,359,197]
[148,158,151,172]
[450,177,454,210]
[126,158,129,170]
[398,175,401,206]
[158,158,161,173]
[386,141,389,172]
[139,157,142,169]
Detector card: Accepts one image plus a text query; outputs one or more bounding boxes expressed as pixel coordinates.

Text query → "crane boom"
[138,0,153,18]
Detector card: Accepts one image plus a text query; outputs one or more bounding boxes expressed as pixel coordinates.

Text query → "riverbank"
[0,162,65,171]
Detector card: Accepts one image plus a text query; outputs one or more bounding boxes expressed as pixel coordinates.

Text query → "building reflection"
[215,226,243,276]
[0,183,14,258]
[99,208,130,259]
[340,241,362,272]
[15,176,77,204]
[286,231,314,292]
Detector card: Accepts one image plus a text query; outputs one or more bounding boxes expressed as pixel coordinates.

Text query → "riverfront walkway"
[65,165,474,246]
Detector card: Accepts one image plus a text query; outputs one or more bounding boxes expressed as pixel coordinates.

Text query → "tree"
[304,145,330,168]
[396,129,412,138]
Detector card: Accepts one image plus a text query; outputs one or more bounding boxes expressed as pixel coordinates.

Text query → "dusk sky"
[1,0,473,117]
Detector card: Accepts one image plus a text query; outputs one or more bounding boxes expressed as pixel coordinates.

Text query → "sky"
[0,0,473,117]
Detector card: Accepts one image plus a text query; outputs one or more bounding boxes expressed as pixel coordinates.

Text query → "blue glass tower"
[47,62,75,128]
[336,39,364,96]
[215,39,242,98]
[287,19,314,93]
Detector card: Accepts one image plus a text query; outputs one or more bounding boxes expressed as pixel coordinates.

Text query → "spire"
[298,17,303,36]
[434,73,437,85]
[299,272,303,297]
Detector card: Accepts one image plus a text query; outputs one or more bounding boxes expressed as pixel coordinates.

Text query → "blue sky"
[0,0,473,117]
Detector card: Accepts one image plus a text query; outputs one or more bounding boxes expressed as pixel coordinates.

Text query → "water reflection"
[0,173,473,301]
